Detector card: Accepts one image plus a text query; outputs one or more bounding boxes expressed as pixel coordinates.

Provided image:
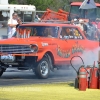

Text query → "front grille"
[0,44,32,54]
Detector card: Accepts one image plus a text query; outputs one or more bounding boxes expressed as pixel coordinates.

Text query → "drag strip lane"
[0,68,76,86]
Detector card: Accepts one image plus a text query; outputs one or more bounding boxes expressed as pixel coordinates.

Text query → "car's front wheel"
[35,57,50,79]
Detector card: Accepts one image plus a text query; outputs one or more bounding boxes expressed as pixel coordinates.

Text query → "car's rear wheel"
[0,67,5,77]
[35,57,50,79]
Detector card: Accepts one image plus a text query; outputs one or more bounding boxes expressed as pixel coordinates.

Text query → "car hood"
[0,37,34,45]
[0,37,57,45]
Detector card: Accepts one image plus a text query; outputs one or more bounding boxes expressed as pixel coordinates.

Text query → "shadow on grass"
[67,81,79,90]
[67,82,79,90]
[67,82,74,87]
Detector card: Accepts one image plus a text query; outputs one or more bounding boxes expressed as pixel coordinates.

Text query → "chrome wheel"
[35,57,50,79]
[40,61,49,76]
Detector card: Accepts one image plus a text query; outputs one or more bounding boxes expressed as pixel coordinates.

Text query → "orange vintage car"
[0,22,99,79]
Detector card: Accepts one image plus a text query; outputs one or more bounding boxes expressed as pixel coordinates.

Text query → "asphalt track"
[0,67,77,86]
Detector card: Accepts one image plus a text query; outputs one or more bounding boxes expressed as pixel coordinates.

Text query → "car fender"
[37,49,55,63]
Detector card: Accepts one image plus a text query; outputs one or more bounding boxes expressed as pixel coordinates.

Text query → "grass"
[0,82,100,100]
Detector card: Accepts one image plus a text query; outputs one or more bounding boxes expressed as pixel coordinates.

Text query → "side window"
[73,28,83,39]
[60,27,83,39]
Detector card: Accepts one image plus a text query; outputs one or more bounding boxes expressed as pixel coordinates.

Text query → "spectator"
[85,19,97,40]
[91,18,100,40]
[16,17,22,28]
[70,19,74,25]
[34,15,41,22]
[7,12,18,38]
[12,17,22,37]
[77,19,84,31]
[73,18,79,25]
[77,19,87,35]
[92,18,100,28]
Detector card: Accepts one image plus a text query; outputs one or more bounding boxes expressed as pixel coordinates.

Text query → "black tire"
[0,68,5,77]
[35,57,50,79]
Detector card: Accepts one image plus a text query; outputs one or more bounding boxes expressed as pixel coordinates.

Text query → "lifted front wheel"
[35,57,50,79]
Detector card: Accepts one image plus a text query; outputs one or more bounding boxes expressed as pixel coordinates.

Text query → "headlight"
[30,44,38,53]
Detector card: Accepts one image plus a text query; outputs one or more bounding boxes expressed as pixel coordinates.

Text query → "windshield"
[70,6,97,19]
[15,26,59,38]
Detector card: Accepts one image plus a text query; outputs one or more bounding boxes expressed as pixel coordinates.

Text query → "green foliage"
[8,0,18,4]
[9,0,55,10]
[8,0,100,11]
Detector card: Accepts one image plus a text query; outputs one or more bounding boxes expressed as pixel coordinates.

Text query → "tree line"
[8,0,100,11]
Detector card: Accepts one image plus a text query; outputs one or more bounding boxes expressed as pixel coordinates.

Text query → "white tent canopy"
[80,0,97,9]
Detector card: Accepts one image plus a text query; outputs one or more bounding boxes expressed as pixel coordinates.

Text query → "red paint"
[71,2,100,7]
[79,66,87,91]
[89,67,99,89]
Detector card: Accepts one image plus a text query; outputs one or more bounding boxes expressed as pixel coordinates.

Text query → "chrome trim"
[0,44,32,54]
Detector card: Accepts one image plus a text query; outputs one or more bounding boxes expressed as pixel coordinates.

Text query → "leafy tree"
[9,0,55,10]
[8,0,27,4]
[8,0,100,11]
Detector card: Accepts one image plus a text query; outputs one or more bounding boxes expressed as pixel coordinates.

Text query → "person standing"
[85,19,97,40]
[16,17,22,28]
[7,12,18,38]
[77,19,87,34]
[12,17,22,37]
[34,15,41,22]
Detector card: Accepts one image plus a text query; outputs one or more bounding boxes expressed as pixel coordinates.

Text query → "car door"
[55,26,86,65]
